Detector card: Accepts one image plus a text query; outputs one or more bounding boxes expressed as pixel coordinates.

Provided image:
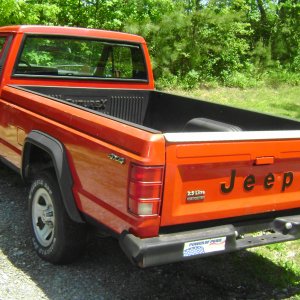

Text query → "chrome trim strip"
[164,131,300,143]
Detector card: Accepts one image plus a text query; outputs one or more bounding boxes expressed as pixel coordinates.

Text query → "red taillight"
[128,164,164,216]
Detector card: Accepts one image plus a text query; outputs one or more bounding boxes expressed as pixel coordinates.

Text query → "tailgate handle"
[255,156,275,165]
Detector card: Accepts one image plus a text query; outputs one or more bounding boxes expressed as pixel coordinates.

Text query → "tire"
[28,171,86,264]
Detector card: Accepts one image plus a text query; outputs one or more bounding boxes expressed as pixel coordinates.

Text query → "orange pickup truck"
[1,25,300,267]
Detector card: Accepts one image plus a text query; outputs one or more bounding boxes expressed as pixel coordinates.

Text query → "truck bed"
[14,85,300,133]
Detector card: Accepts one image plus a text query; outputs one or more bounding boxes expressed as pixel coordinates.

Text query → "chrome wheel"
[31,187,55,247]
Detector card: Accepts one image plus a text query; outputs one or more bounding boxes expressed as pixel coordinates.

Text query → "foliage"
[0,0,299,88]
[126,5,252,85]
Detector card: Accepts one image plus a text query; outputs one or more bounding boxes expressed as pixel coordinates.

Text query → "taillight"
[128,164,164,216]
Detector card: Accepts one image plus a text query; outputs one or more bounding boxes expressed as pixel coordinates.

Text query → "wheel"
[29,171,86,264]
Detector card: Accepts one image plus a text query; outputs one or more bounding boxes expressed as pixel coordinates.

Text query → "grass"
[164,86,300,120]
[249,241,300,286]
[165,85,300,293]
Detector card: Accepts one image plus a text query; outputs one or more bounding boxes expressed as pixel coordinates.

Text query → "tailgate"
[161,133,300,226]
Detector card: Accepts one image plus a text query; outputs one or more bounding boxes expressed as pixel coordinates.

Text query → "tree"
[0,0,298,86]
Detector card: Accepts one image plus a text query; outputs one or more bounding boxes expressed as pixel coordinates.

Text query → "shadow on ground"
[0,163,299,300]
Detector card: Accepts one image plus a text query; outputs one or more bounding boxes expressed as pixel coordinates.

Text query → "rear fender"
[22,130,84,223]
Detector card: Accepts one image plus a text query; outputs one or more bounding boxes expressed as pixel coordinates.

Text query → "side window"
[0,38,6,51]
[0,36,8,71]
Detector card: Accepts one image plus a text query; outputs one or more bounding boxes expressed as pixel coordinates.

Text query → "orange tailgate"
[160,139,300,226]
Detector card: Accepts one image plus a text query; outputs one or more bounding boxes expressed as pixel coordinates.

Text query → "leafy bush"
[262,70,300,87]
[155,70,179,89]
[291,51,300,73]
[180,70,200,89]
[222,71,260,88]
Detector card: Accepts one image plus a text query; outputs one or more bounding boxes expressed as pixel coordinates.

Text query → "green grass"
[165,85,300,293]
[249,241,300,286]
[164,86,300,120]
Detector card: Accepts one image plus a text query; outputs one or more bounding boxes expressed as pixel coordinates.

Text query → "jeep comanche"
[1,26,300,267]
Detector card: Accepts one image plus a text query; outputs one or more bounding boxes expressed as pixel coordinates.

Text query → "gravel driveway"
[0,162,299,300]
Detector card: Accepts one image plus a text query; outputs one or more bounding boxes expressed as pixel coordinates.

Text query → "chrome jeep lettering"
[221,169,295,193]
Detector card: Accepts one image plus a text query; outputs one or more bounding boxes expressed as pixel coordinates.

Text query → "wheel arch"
[22,130,84,224]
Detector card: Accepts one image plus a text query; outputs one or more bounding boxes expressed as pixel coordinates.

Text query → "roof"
[0,25,145,43]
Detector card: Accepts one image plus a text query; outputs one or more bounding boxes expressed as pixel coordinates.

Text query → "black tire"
[28,171,86,264]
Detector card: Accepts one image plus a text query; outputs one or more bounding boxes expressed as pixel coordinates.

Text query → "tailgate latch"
[254,156,274,165]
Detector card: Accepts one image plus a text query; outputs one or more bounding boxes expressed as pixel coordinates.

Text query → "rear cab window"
[13,35,148,81]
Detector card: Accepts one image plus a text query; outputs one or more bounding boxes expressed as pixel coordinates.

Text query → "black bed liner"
[15,85,300,133]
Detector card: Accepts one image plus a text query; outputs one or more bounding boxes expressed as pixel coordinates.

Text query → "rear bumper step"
[119,215,300,268]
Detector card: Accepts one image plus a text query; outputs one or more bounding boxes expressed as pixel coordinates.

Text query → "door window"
[0,35,11,73]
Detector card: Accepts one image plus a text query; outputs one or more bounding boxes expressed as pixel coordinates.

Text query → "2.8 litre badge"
[186,190,205,202]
